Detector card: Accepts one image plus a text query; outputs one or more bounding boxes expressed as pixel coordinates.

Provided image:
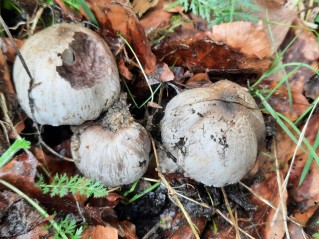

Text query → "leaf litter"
[1,0,319,238]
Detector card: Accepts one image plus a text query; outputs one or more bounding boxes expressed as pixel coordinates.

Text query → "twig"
[221,187,240,239]
[40,141,74,162]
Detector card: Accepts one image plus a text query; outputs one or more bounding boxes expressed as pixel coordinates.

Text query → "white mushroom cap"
[71,95,151,187]
[13,23,120,126]
[160,80,265,187]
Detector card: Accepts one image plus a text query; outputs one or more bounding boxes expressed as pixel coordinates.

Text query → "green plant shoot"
[0,138,30,168]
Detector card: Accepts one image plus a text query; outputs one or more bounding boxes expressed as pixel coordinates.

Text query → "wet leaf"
[154,22,273,73]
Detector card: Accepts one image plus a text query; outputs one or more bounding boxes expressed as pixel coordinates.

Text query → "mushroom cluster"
[13,23,151,187]
[160,80,265,187]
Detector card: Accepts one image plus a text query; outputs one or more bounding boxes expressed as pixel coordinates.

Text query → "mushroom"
[71,95,151,187]
[160,80,265,187]
[13,23,120,126]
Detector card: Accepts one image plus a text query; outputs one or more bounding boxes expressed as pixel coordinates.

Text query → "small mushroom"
[160,80,265,187]
[13,23,120,126]
[71,95,151,187]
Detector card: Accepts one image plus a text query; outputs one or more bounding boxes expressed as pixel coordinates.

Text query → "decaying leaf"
[81,225,118,239]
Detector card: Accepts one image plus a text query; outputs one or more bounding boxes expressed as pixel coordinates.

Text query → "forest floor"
[1,0,319,238]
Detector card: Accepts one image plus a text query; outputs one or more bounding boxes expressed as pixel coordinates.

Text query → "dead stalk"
[273,140,289,238]
[221,187,241,239]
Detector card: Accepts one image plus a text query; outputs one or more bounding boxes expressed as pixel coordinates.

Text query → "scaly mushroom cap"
[13,23,120,126]
[160,80,265,187]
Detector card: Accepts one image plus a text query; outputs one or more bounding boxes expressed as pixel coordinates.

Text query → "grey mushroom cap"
[13,23,120,126]
[160,80,265,187]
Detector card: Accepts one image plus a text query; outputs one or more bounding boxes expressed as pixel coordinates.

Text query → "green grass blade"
[127,181,161,203]
[78,0,100,28]
[257,92,319,172]
[0,139,30,168]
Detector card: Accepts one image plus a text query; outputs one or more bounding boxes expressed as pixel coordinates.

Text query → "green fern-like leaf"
[167,0,260,26]
[52,215,83,239]
[36,173,108,198]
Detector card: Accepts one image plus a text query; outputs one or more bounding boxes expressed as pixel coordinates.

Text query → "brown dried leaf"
[254,0,297,48]
[208,21,274,58]
[81,225,118,239]
[83,0,157,74]
[118,220,138,239]
[185,73,213,88]
[0,153,40,194]
[132,0,159,17]
[168,216,206,239]
[140,2,172,34]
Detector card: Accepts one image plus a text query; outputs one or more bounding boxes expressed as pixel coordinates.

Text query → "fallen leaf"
[140,1,172,34]
[254,0,297,49]
[185,73,213,88]
[82,0,157,75]
[119,220,138,239]
[0,38,24,63]
[132,0,159,17]
[154,22,273,73]
[208,21,274,59]
[0,190,42,238]
[81,225,118,239]
[267,90,310,121]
